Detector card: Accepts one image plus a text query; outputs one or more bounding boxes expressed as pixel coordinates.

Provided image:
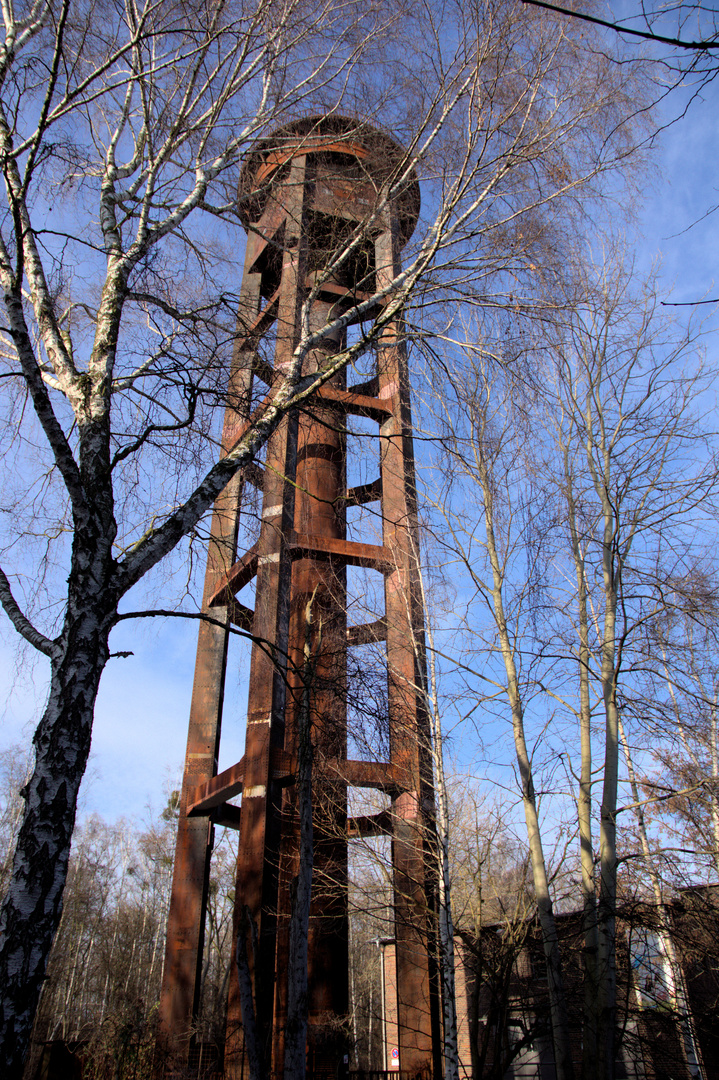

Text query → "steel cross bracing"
[157,117,441,1080]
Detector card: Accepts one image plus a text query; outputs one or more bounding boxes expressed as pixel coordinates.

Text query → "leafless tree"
[16,791,237,1078]
[413,242,717,1078]
[547,253,715,1080]
[0,0,643,1070]
[427,353,576,1080]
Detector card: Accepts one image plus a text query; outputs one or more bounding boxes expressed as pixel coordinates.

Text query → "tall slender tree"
[0,0,643,1069]
[415,246,716,1077]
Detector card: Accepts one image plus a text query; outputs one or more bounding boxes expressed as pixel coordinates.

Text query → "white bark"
[594,483,620,1080]
[548,255,713,1080]
[414,566,459,1080]
[560,439,599,1075]
[0,1,643,1070]
[478,458,574,1080]
[710,701,719,878]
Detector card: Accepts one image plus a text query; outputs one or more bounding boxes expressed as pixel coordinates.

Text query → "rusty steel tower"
[158,116,440,1080]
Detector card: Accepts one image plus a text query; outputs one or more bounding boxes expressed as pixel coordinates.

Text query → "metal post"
[157,246,260,1072]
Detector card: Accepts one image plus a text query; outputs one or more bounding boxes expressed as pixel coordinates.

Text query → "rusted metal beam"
[346,616,387,646]
[328,758,407,793]
[208,542,259,608]
[347,810,392,838]
[348,374,379,398]
[211,803,243,830]
[228,598,254,631]
[188,758,245,815]
[226,150,309,1080]
[317,385,394,421]
[245,217,286,277]
[375,213,442,1079]
[305,277,373,304]
[232,286,280,352]
[305,278,378,321]
[188,748,295,815]
[244,461,265,489]
[345,477,382,506]
[289,531,392,570]
[252,354,275,386]
[220,379,393,464]
[157,259,263,1072]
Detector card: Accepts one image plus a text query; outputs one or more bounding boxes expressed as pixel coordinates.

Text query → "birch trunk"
[593,489,620,1080]
[562,448,599,1074]
[710,701,719,878]
[478,455,575,1080]
[414,563,459,1080]
[349,931,358,1069]
[568,358,623,1080]
[435,775,459,1080]
[662,646,719,880]
[0,599,113,1077]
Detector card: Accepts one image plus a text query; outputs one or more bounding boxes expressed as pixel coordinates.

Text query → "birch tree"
[403,543,461,1080]
[636,601,719,882]
[415,246,716,1077]
[549,257,715,1080]
[0,0,642,1070]
[427,357,576,1080]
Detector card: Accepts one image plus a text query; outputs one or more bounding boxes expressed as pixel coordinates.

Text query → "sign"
[390,1047,399,1070]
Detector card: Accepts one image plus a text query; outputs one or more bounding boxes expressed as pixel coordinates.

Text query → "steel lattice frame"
[158,117,441,1080]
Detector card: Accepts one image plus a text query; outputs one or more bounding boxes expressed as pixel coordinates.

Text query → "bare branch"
[0,565,54,657]
[521,0,719,51]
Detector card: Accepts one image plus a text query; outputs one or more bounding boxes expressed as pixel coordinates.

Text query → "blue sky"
[642,82,719,309]
[2,50,719,826]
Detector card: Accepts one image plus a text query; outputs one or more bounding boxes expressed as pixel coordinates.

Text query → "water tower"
[158,116,440,1080]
